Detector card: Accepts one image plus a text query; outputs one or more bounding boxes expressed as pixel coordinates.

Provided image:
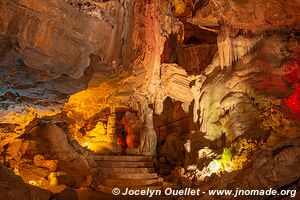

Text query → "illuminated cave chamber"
[72,105,147,155]
[0,0,300,199]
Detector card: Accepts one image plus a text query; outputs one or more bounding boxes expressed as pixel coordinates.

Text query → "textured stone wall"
[0,0,300,197]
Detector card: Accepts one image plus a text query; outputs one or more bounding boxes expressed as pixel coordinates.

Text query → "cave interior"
[0,0,300,199]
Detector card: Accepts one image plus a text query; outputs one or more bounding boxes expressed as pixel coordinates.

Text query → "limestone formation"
[0,165,52,200]
[0,0,300,198]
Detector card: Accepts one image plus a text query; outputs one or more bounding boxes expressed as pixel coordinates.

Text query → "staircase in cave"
[94,155,163,193]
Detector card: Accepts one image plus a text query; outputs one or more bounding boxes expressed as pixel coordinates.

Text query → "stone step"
[103,173,158,179]
[94,156,153,162]
[96,161,153,168]
[103,178,163,187]
[97,167,156,174]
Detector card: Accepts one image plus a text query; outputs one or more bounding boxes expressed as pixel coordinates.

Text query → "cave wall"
[0,0,300,198]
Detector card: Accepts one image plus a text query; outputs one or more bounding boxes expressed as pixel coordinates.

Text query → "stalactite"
[218,26,263,69]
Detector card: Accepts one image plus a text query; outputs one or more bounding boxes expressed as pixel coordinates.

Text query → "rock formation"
[0,0,300,199]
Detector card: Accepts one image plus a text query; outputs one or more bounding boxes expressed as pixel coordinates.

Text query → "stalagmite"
[107,106,116,136]
[140,108,157,156]
[191,75,207,123]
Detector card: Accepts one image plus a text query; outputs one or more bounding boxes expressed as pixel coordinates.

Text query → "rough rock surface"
[190,0,300,31]
[0,0,300,198]
[0,165,52,200]
[177,44,218,74]
[199,138,300,200]
[0,0,117,79]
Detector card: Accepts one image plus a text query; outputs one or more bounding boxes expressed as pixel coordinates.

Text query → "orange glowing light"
[28,180,37,186]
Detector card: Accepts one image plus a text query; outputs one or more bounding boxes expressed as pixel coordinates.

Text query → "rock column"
[107,106,121,153]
